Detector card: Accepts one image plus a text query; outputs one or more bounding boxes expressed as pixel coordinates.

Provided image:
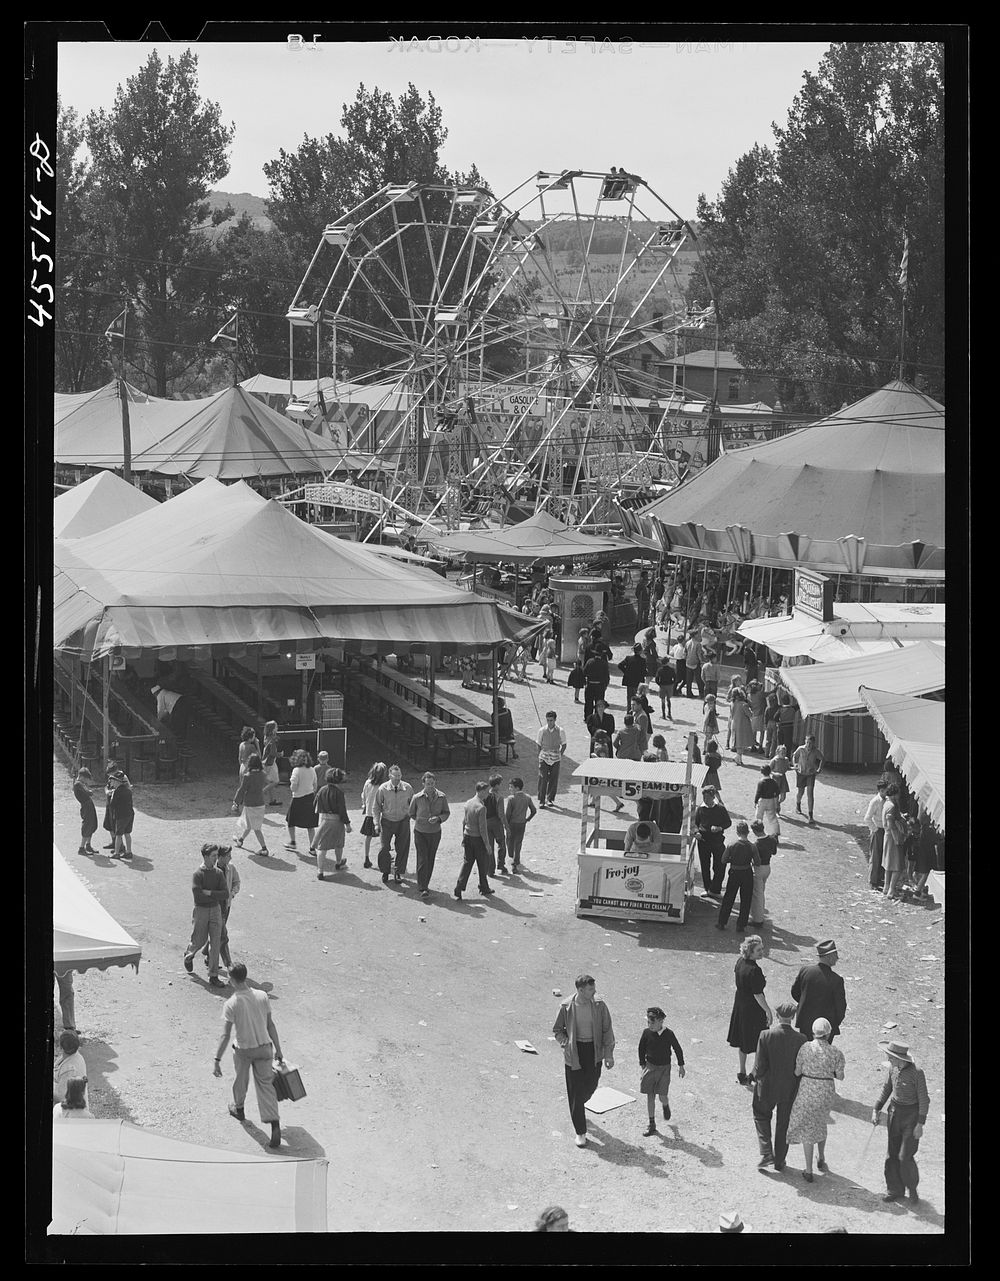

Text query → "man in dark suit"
[752,1000,807,1171]
[790,940,847,1041]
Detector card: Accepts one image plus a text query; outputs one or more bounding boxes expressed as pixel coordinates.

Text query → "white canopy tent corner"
[53,844,142,976]
[858,687,945,832]
[50,1120,328,1234]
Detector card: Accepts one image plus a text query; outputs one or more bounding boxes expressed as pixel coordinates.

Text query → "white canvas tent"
[53,845,141,976]
[51,1120,328,1234]
[54,471,159,540]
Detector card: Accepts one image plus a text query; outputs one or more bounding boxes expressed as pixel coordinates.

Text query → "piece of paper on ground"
[585,1086,636,1114]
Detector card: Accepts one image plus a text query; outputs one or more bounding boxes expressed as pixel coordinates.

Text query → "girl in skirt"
[542,637,558,683]
[655,655,674,721]
[360,761,387,869]
[639,1006,686,1136]
[768,745,791,810]
[703,740,724,796]
[702,694,721,744]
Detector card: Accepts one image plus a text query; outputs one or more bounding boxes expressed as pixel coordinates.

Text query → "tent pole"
[429,650,436,704]
[514,563,520,609]
[102,656,110,766]
[256,646,263,718]
[491,644,499,764]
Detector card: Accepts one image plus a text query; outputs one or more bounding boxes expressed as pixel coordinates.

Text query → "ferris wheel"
[285,170,715,527]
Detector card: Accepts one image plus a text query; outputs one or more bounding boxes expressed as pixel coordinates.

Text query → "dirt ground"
[50,644,945,1237]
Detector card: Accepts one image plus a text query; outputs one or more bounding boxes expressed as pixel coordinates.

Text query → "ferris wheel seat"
[322,222,356,246]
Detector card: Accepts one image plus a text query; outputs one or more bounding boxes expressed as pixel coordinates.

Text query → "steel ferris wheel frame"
[285,169,716,532]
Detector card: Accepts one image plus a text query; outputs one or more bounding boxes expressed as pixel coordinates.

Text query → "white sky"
[57,38,830,218]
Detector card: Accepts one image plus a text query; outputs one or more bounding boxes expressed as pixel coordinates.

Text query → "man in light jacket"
[552,974,616,1147]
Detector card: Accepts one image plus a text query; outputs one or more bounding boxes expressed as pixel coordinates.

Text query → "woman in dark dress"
[107,768,135,860]
[726,934,772,1085]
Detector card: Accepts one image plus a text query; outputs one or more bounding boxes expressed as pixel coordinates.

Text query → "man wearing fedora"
[872,1040,930,1204]
[752,999,807,1172]
[790,941,847,1042]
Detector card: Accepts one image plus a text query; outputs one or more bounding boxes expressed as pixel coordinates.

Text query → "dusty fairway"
[51,653,945,1236]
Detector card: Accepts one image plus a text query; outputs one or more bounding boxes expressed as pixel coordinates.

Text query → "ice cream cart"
[571,758,698,923]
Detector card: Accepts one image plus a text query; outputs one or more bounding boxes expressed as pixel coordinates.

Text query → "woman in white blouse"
[285,749,318,853]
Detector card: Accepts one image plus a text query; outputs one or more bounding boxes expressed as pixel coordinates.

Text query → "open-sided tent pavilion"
[53,479,534,765]
[858,686,945,833]
[624,380,945,595]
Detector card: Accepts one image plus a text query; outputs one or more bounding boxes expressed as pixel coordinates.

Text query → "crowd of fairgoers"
[54,565,942,1229]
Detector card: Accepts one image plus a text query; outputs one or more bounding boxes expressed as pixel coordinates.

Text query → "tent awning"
[54,845,142,975]
[54,479,515,658]
[857,686,946,744]
[777,640,945,716]
[888,737,945,833]
[50,1120,328,1234]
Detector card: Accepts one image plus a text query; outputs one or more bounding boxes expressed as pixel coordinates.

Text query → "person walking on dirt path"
[73,767,98,855]
[203,844,240,971]
[586,699,615,752]
[237,725,260,779]
[484,774,508,875]
[792,735,824,825]
[360,761,388,869]
[453,780,494,900]
[583,646,611,721]
[503,777,536,873]
[694,785,732,897]
[314,767,351,879]
[638,1006,686,1137]
[618,645,647,712]
[785,1018,845,1182]
[716,823,761,933]
[261,721,281,805]
[751,1000,805,1171]
[285,750,318,854]
[553,975,615,1148]
[374,764,414,884]
[748,820,778,927]
[872,1040,930,1205]
[232,753,270,856]
[790,941,846,1042]
[864,777,889,891]
[408,771,450,897]
[183,843,228,988]
[536,711,567,809]
[213,962,285,1150]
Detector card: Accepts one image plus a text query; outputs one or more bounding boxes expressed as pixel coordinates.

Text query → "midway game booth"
[572,759,698,923]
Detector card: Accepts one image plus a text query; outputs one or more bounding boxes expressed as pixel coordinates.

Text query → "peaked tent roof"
[51,1120,328,1234]
[127,384,357,479]
[241,373,413,411]
[53,479,511,658]
[54,845,142,975]
[55,382,201,469]
[425,509,640,565]
[54,470,160,539]
[632,380,945,577]
[778,640,945,716]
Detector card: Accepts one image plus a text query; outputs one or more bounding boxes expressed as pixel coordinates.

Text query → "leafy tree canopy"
[690,42,944,414]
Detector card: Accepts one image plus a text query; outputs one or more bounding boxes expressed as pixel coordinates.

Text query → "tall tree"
[79,50,236,395]
[690,42,944,414]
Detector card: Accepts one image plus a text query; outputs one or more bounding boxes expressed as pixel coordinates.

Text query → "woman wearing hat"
[785,1017,846,1182]
[107,767,135,860]
[73,767,98,855]
[881,784,909,901]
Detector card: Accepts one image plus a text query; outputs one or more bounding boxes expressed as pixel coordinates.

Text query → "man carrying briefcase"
[213,962,286,1149]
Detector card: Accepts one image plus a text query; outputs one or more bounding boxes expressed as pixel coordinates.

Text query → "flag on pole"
[210,312,240,345]
[104,307,127,340]
[898,233,909,294]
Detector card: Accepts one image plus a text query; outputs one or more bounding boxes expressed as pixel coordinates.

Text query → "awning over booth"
[634,380,945,577]
[50,1120,328,1234]
[54,479,513,658]
[857,686,946,744]
[740,604,944,662]
[54,471,160,539]
[426,510,641,565]
[778,640,945,716]
[54,845,141,975]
